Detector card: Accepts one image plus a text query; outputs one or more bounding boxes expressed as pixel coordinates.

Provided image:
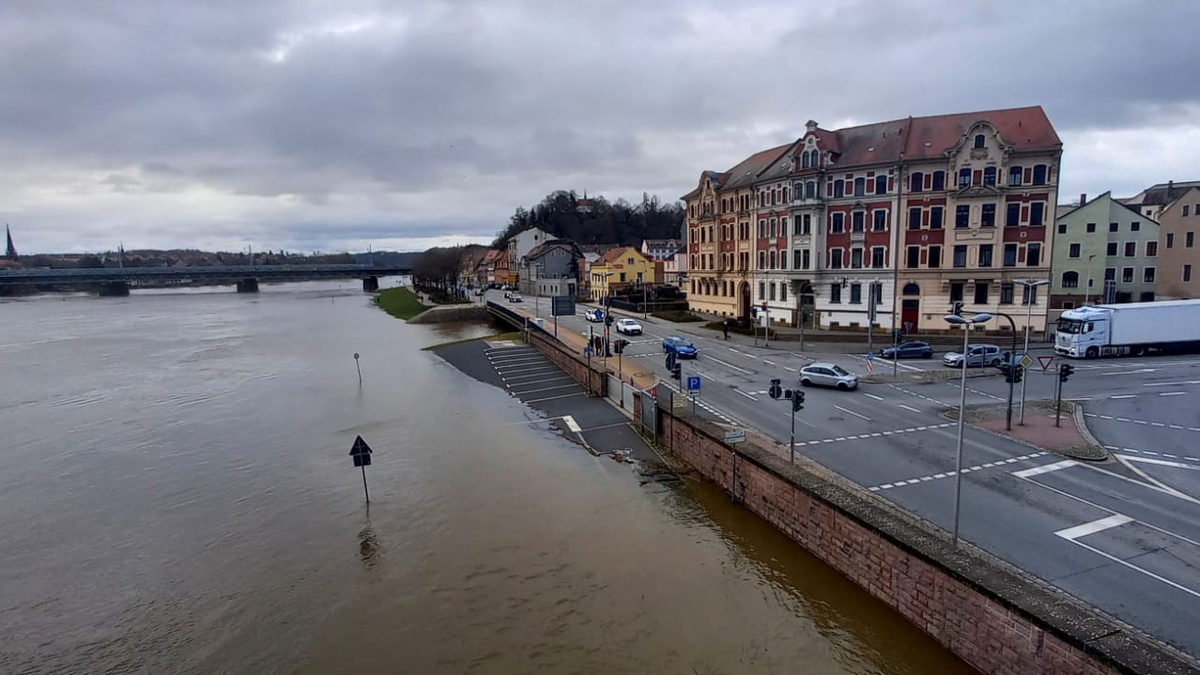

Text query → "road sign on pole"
[1019,353,1035,369]
[687,375,701,391]
[1037,355,1055,371]
[724,429,747,445]
[350,435,373,503]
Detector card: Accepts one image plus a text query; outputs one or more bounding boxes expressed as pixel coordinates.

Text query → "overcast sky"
[2,0,1198,255]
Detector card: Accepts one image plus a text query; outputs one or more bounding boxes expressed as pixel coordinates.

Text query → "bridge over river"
[0,263,411,296]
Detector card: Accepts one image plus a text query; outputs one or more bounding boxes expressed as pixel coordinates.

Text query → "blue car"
[662,336,698,359]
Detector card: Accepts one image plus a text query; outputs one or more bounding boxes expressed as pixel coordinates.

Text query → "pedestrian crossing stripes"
[1085,413,1200,433]
[868,452,1046,491]
[794,422,955,447]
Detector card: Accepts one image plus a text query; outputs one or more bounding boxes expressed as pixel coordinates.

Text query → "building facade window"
[958,168,971,186]
[1069,243,1081,258]
[1107,242,1118,256]
[1131,221,1141,232]
[1144,267,1156,283]
[833,180,844,198]
[928,245,942,268]
[1124,242,1136,257]
[873,209,888,231]
[1032,164,1048,185]
[1030,203,1045,226]
[1188,232,1196,248]
[910,172,924,193]
[851,248,864,269]
[831,213,844,234]
[875,175,888,194]
[950,282,964,303]
[1058,223,1067,234]
[974,134,986,149]
[1122,267,1134,283]
[1006,203,1020,227]
[1004,243,1018,266]
[956,205,970,228]
[979,244,993,267]
[1186,264,1193,283]
[982,203,996,227]
[1109,222,1119,233]
[1086,222,1096,233]
[830,284,842,303]
[953,245,967,268]
[1000,282,1014,304]
[1147,241,1158,257]
[854,177,866,196]
[850,283,862,304]
[1009,166,1023,186]
[908,206,922,230]
[871,247,886,268]
[1062,271,1079,288]
[829,248,843,269]
[852,211,865,233]
[974,281,989,305]
[906,246,920,268]
[1027,243,1041,266]
[930,206,943,229]
[983,167,997,186]
[932,171,946,191]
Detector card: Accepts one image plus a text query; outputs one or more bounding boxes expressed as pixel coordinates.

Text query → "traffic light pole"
[789,398,796,465]
[1055,369,1063,427]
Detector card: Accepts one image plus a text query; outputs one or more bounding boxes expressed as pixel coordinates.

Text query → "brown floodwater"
[0,280,970,674]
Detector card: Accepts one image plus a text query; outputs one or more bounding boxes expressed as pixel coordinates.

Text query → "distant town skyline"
[2,1,1198,254]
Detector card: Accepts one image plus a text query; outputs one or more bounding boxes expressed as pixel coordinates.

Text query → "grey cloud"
[2,0,1199,253]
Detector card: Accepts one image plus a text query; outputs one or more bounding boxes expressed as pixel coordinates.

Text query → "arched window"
[801,153,810,169]
[809,149,819,167]
[833,179,844,198]
[983,167,997,186]
[806,181,816,199]
[910,172,924,193]
[1033,164,1048,185]
[875,175,888,195]
[932,171,945,191]
[903,283,921,295]
[1062,271,1079,288]
[769,250,777,269]
[974,134,986,149]
[1009,166,1023,186]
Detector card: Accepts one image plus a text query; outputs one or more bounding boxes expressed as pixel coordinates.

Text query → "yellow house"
[589,246,659,301]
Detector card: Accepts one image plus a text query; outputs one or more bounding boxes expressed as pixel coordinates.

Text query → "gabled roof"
[596,245,652,265]
[902,106,1061,160]
[577,243,620,255]
[526,239,584,261]
[1124,181,1200,206]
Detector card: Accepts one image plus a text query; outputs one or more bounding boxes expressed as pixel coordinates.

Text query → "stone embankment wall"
[527,327,606,397]
[407,304,489,324]
[630,392,1196,675]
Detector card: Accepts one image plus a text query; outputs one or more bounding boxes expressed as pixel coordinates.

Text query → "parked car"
[881,341,934,359]
[662,336,698,359]
[942,344,1002,368]
[504,290,512,299]
[585,308,606,322]
[799,363,859,391]
[614,318,643,335]
[508,294,523,303]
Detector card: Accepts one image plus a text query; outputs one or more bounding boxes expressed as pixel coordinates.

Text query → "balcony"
[850,229,866,243]
[793,197,824,207]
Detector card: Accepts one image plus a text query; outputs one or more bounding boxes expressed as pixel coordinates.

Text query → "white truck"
[1055,299,1200,358]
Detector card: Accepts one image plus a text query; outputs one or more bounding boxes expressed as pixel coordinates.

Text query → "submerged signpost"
[350,435,373,503]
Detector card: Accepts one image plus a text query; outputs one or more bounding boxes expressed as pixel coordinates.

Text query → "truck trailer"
[1054,299,1200,358]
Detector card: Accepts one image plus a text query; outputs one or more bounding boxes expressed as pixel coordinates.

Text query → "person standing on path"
[723,319,730,340]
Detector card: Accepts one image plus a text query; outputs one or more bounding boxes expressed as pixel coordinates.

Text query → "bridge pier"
[236,278,259,293]
[362,276,379,292]
[96,281,130,297]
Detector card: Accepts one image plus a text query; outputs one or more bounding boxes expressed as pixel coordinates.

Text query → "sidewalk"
[955,401,1108,461]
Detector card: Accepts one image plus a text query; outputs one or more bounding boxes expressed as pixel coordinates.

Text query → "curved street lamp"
[944,311,992,547]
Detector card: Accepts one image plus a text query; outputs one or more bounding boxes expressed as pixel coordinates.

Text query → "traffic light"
[605,314,614,326]
[952,301,964,317]
[670,363,681,380]
[1006,364,1024,384]
[768,378,782,399]
[616,339,629,354]
[791,390,805,412]
[750,306,758,319]
[1058,363,1075,382]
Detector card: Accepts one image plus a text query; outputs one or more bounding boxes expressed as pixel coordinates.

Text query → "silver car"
[799,363,859,391]
[942,344,1002,368]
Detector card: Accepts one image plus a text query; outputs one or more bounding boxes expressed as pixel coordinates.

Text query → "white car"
[614,318,643,335]
[584,309,606,322]
[799,363,859,391]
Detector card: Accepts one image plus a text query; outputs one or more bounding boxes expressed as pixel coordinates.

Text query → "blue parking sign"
[687,376,702,391]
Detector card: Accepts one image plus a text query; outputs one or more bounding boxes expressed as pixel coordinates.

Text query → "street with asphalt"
[490,289,1200,659]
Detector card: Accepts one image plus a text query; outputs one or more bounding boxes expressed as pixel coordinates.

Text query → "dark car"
[881,341,934,359]
[662,336,698,359]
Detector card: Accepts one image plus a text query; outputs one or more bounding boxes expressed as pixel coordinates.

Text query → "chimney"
[805,120,819,133]
[1079,193,1087,205]
[1168,180,1175,200]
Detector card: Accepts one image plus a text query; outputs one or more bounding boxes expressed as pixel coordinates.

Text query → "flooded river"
[0,281,968,674]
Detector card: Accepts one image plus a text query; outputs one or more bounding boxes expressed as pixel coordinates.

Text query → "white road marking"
[898,404,920,413]
[510,383,580,395]
[734,389,759,401]
[706,355,754,374]
[864,393,884,401]
[503,370,568,381]
[1159,391,1187,396]
[524,392,586,403]
[728,348,744,354]
[1110,394,1138,399]
[783,366,798,372]
[1116,455,1200,471]
[1062,538,1200,600]
[870,452,1045,490]
[1013,459,1079,478]
[834,405,871,421]
[1055,514,1132,541]
[1144,380,1200,387]
[563,415,582,433]
[1064,397,1092,401]
[762,359,776,366]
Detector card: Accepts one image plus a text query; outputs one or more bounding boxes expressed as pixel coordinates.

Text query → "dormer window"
[974,134,986,149]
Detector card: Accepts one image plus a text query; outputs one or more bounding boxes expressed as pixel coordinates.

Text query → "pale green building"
[1050,192,1159,313]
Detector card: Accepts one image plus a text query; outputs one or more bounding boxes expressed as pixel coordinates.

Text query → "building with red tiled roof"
[681,106,1062,334]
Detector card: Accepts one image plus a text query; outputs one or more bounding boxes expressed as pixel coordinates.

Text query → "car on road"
[614,318,643,335]
[881,341,934,359]
[942,344,1002,368]
[585,308,606,322]
[662,336,698,358]
[508,293,523,303]
[799,363,859,390]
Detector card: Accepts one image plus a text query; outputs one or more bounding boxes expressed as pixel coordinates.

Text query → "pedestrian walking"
[723,319,730,340]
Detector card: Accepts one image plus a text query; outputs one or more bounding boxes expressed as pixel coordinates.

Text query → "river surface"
[0,280,969,674]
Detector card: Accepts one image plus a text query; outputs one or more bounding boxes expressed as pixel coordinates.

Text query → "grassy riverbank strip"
[374,287,429,320]
[423,331,523,351]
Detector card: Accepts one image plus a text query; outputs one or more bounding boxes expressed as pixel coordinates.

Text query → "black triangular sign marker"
[350,435,373,456]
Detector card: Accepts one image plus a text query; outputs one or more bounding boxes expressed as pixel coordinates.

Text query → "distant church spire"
[5,225,16,260]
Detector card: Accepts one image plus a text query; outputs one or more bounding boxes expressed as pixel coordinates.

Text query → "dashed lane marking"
[835,405,871,421]
[1110,394,1138,399]
[945,382,1005,402]
[783,366,798,372]
[762,359,776,366]
[898,404,920,413]
[864,393,884,401]
[796,422,955,447]
[1160,391,1187,397]
[1105,445,1200,463]
[868,451,1045,491]
[1085,413,1200,433]
[889,384,949,407]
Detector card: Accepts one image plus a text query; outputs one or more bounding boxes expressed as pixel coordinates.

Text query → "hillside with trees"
[491,190,684,247]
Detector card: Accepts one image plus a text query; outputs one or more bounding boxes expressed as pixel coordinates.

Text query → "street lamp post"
[1015,279,1050,425]
[944,311,993,548]
[534,262,544,319]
